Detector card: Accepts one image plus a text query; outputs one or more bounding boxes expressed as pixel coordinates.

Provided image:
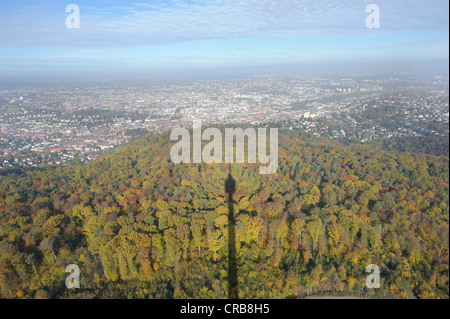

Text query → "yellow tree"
[247,216,264,244]
[190,221,204,256]
[328,223,345,256]
[214,215,228,247]
[291,218,306,246]
[307,219,325,251]
[207,229,223,261]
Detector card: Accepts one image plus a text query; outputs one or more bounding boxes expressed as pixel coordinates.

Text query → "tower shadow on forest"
[225,164,239,299]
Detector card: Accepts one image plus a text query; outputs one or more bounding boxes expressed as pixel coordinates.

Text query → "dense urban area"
[0,72,448,168]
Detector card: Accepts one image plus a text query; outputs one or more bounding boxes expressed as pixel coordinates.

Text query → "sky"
[0,0,448,81]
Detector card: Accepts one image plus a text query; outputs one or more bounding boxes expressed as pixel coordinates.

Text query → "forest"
[0,129,448,299]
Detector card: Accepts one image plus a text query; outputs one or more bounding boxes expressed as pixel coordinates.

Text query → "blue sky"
[0,0,448,81]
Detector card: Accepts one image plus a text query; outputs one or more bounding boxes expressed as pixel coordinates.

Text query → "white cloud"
[0,0,448,48]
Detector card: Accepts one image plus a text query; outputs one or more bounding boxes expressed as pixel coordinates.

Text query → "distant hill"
[368,136,449,157]
[0,129,448,299]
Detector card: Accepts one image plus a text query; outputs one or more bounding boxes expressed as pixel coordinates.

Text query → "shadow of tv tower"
[225,163,239,299]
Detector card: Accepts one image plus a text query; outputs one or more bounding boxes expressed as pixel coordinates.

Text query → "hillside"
[0,129,448,299]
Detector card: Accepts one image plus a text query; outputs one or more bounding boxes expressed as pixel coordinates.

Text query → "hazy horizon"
[0,59,448,84]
